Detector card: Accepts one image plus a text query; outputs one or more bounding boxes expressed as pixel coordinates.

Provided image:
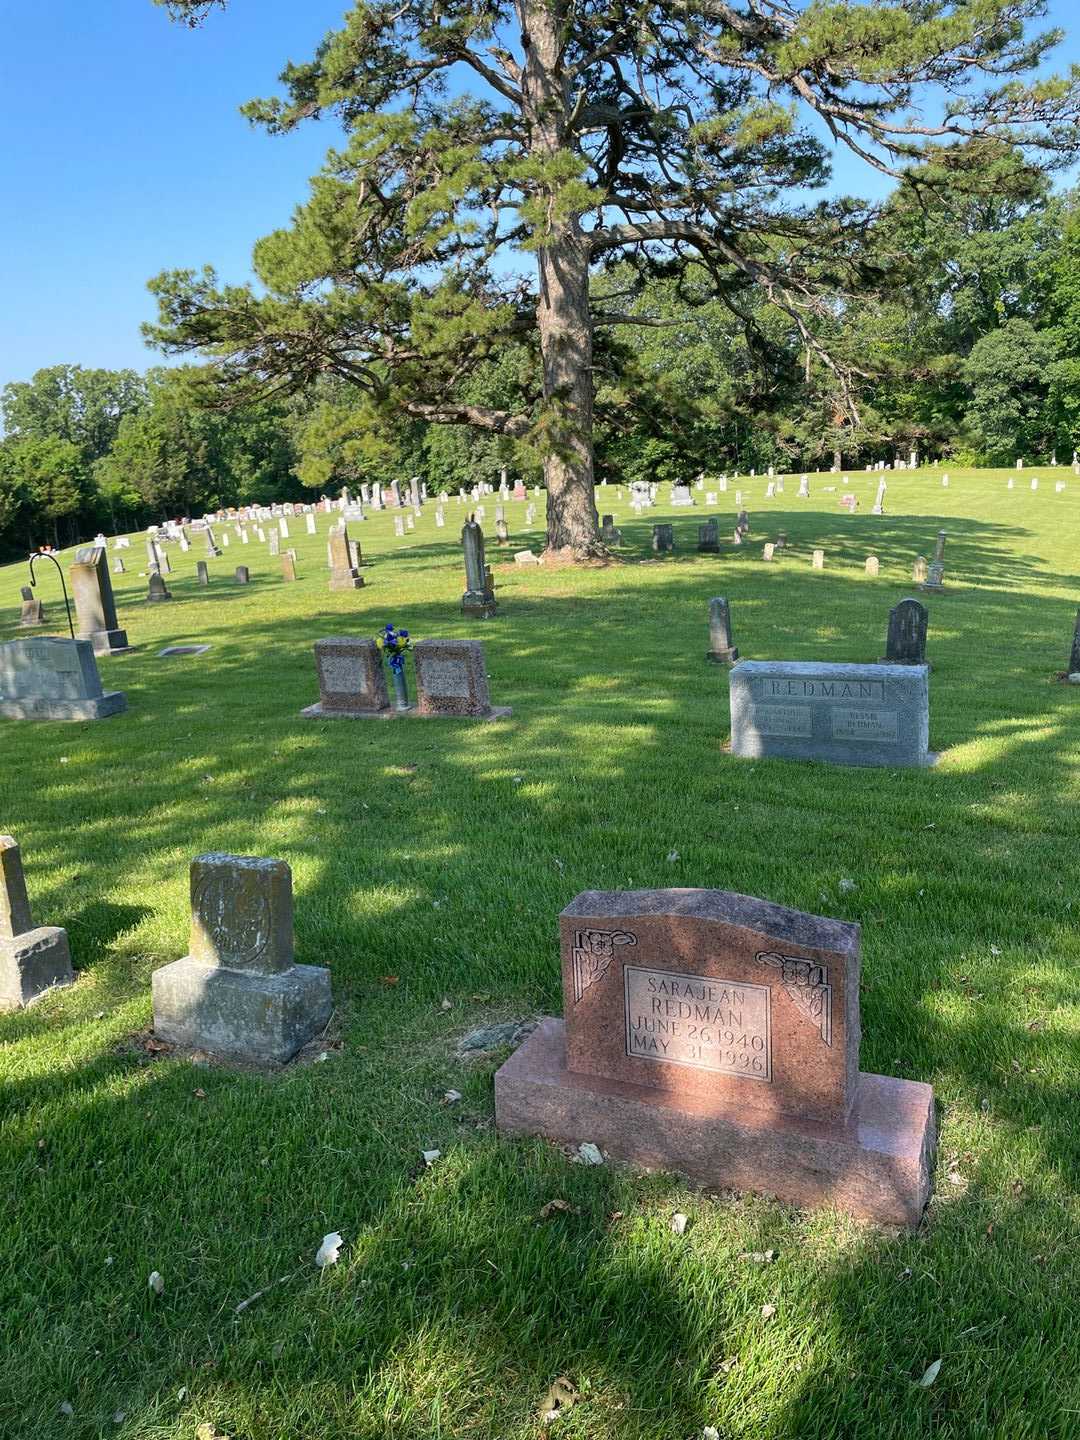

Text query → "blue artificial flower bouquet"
[376,623,413,674]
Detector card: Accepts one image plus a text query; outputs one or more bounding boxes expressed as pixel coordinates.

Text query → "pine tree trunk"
[536,233,602,556]
[521,0,603,560]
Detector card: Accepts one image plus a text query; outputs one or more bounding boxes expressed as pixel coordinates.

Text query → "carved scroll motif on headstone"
[758,951,832,1046]
[572,928,637,1002]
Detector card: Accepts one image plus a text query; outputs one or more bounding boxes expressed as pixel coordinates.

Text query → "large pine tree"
[151,0,1080,558]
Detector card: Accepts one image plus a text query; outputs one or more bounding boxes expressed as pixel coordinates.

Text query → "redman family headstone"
[729,661,933,768]
[494,889,936,1227]
[0,835,75,1010]
[151,853,332,1062]
[0,638,127,721]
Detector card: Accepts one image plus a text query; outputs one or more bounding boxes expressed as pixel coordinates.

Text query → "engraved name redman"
[761,678,885,701]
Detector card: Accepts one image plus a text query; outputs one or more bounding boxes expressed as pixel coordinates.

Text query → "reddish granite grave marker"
[495,889,936,1228]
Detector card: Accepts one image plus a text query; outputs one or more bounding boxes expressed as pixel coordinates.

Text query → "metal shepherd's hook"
[28,551,75,640]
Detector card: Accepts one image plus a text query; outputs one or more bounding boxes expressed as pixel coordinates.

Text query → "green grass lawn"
[1,466,1078,1440]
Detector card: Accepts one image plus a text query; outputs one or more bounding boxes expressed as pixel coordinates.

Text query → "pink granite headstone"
[494,889,936,1228]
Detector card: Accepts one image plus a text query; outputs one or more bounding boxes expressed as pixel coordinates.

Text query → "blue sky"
[1,0,1077,394]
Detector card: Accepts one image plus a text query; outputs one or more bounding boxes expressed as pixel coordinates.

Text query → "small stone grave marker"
[0,835,74,1010]
[328,522,364,591]
[152,854,332,1063]
[706,597,739,664]
[19,587,45,627]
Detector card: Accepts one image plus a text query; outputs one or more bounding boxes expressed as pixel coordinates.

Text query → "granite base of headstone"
[494,889,936,1228]
[0,834,75,1011]
[413,639,511,719]
[152,854,332,1063]
[0,638,127,721]
[729,661,933,768]
[301,637,393,719]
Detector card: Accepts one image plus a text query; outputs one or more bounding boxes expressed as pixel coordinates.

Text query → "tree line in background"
[4,171,1080,560]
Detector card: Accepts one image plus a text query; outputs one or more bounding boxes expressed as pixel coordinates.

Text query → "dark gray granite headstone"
[884,598,928,665]
[697,518,720,553]
[1068,607,1080,678]
[652,524,674,553]
[729,661,932,768]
